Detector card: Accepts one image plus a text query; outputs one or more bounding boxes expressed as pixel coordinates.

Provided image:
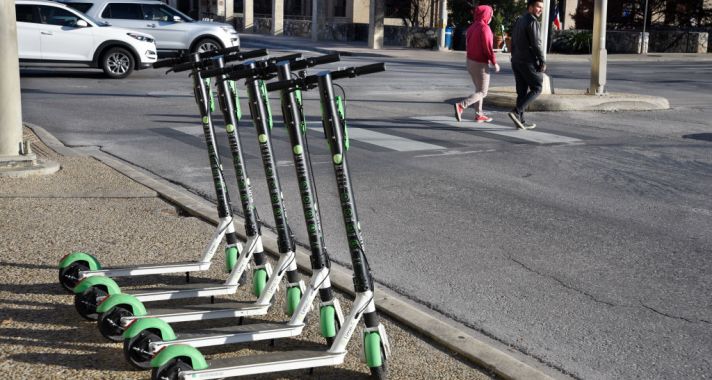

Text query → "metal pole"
[0,0,24,157]
[540,0,550,62]
[640,0,649,54]
[589,0,608,95]
[437,0,448,49]
[368,0,384,49]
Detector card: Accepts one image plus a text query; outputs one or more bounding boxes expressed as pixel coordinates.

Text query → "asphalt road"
[18,46,712,380]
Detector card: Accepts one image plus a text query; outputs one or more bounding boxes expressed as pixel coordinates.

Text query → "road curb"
[32,127,563,380]
[486,87,670,112]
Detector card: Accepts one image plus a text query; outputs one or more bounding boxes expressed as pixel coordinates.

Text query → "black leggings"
[512,62,543,116]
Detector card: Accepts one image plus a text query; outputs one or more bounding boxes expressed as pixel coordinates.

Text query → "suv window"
[38,5,82,26]
[15,4,37,23]
[141,4,187,21]
[64,2,94,13]
[102,3,142,19]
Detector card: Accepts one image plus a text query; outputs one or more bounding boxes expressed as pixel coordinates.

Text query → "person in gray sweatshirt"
[508,0,546,130]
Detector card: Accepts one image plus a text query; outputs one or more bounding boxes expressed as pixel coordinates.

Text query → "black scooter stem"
[317,72,373,293]
[275,61,330,270]
[212,56,261,239]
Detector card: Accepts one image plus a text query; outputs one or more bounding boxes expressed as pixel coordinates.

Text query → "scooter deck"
[156,322,304,349]
[128,301,270,324]
[181,350,345,378]
[127,282,238,302]
[81,261,208,278]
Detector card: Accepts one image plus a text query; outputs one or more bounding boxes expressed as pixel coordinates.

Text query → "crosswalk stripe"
[307,124,446,152]
[413,115,583,145]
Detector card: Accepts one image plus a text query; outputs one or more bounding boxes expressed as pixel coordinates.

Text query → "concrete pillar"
[368,0,384,49]
[589,0,607,95]
[224,0,234,21]
[562,0,576,29]
[311,0,326,41]
[437,0,447,49]
[243,0,254,32]
[0,0,23,157]
[272,0,284,35]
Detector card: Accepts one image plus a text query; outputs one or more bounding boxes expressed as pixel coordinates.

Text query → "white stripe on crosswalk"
[413,115,583,145]
[307,125,445,152]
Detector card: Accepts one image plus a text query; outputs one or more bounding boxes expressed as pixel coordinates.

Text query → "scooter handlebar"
[331,62,386,80]
[223,48,268,63]
[172,49,271,74]
[288,53,341,71]
[153,46,242,69]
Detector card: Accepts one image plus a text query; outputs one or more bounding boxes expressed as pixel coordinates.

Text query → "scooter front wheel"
[74,286,107,320]
[252,268,268,297]
[59,261,89,292]
[151,358,193,380]
[98,305,133,341]
[124,329,161,369]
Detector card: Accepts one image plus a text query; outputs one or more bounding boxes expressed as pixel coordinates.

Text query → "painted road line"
[307,125,446,152]
[414,115,583,145]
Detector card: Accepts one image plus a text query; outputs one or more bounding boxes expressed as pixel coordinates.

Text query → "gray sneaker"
[508,111,525,129]
[522,121,536,129]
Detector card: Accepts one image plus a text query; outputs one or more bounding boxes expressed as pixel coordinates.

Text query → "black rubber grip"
[289,53,340,71]
[353,62,386,76]
[265,78,300,92]
[224,48,268,63]
[153,56,187,69]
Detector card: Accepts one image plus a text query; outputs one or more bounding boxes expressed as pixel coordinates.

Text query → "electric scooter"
[69,49,270,325]
[121,57,344,369]
[57,46,249,293]
[148,63,391,380]
[93,53,327,342]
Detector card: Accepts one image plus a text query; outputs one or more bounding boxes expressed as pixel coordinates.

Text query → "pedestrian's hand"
[538,63,547,73]
[494,63,500,73]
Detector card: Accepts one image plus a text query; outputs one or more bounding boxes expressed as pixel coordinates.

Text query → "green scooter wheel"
[124,329,161,369]
[58,261,89,292]
[74,286,107,321]
[365,332,387,379]
[320,305,340,346]
[286,287,301,316]
[98,305,133,342]
[151,358,193,380]
[252,268,268,297]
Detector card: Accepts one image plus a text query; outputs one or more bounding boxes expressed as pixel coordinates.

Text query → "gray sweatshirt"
[510,12,545,66]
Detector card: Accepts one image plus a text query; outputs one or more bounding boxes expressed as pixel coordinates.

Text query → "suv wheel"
[193,38,221,53]
[101,47,134,79]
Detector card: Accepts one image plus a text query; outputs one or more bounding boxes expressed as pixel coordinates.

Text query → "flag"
[552,5,562,30]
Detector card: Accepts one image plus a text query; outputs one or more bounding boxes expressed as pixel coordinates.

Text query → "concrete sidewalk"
[0,126,562,379]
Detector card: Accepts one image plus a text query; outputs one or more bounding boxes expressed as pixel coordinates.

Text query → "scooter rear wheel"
[98,305,133,341]
[74,286,108,320]
[59,261,89,292]
[124,329,161,369]
[151,358,193,380]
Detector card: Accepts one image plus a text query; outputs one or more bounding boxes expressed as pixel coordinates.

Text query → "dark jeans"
[511,62,543,118]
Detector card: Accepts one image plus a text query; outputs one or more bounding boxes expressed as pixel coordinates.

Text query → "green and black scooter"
[149,63,391,380]
[93,53,315,341]
[122,56,346,369]
[69,48,266,323]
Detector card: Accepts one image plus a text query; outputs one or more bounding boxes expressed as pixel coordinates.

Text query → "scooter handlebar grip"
[353,62,386,76]
[200,66,229,78]
[224,48,268,63]
[153,56,186,69]
[308,53,341,66]
[204,45,241,57]
[265,78,298,92]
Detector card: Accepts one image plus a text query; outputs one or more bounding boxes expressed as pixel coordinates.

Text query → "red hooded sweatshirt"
[466,5,497,65]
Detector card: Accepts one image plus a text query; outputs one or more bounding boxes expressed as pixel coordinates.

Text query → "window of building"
[333,0,345,17]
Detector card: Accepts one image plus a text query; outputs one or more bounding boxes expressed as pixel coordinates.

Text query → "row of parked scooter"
[57,46,390,379]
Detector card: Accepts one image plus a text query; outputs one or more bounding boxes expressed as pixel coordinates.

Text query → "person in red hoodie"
[453,5,500,123]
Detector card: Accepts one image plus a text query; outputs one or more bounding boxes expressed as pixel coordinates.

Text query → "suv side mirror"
[75,19,89,27]
[173,15,182,22]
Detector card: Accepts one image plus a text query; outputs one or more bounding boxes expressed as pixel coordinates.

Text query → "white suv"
[15,0,157,78]
[59,0,240,55]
